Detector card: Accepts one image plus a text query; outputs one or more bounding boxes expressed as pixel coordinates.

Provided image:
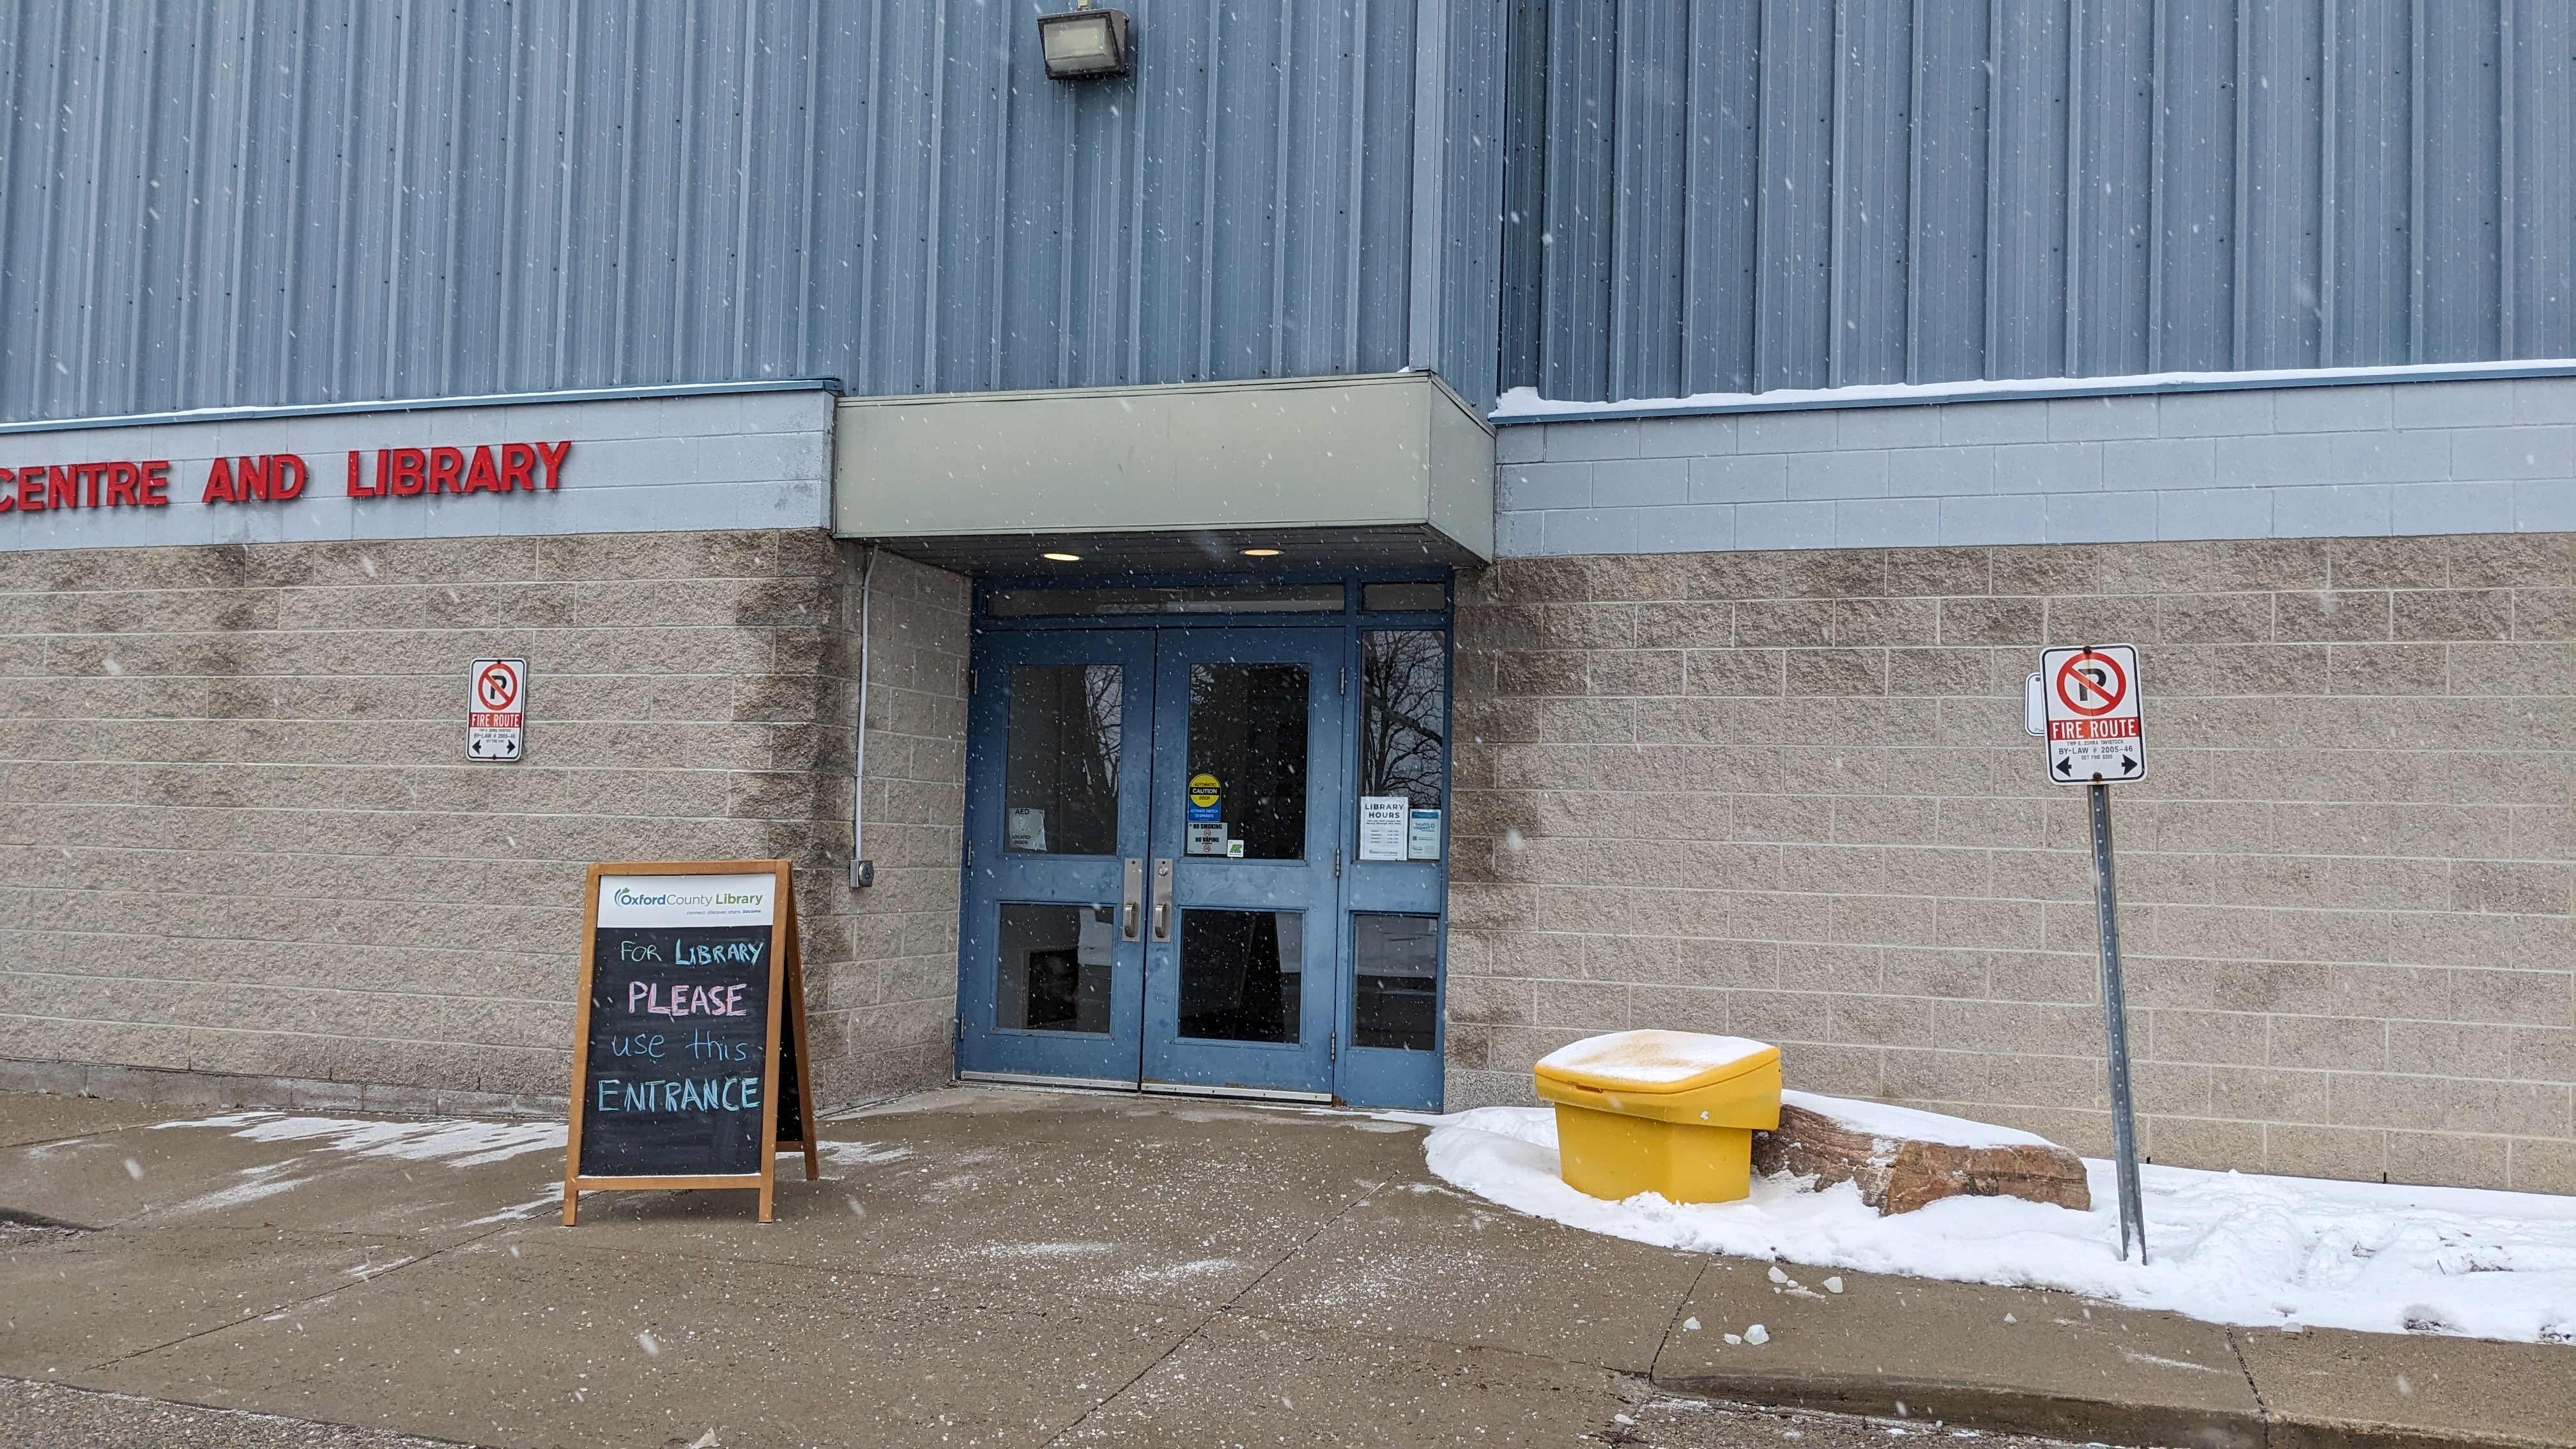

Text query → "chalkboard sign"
[562,860,817,1223]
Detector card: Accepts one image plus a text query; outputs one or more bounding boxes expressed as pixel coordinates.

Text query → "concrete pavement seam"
[1648,1257,1716,1386]
[2224,1328,2274,1446]
[1034,1173,1398,1447]
[63,1217,538,1379]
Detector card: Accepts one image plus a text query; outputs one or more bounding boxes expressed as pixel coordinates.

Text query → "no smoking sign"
[2040,644,2145,783]
[468,658,526,762]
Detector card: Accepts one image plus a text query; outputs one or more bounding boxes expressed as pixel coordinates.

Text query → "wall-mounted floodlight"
[1039,4,1131,80]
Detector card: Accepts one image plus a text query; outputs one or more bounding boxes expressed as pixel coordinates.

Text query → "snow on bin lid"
[1535,1030,1778,1092]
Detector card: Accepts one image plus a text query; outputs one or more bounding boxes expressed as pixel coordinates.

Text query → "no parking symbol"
[468,658,526,762]
[2039,644,2144,783]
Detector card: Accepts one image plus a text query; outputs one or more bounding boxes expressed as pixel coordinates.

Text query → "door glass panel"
[995,903,1114,1034]
[1353,914,1438,1050]
[1359,631,1446,857]
[1185,663,1307,859]
[1004,664,1121,855]
[1177,909,1302,1043]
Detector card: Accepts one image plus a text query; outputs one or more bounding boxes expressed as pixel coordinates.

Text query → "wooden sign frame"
[562,859,818,1224]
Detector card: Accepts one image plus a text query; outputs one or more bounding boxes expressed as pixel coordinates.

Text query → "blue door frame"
[1141,627,1344,1097]
[955,629,1155,1087]
[954,574,1451,1110]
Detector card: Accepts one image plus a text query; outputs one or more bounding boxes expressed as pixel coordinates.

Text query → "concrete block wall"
[831,550,971,1094]
[1496,376,2576,556]
[0,529,968,1113]
[1447,532,2575,1193]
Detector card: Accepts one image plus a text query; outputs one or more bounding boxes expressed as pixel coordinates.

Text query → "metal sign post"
[2039,644,2148,1264]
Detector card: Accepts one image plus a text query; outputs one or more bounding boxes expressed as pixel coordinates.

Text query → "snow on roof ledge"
[1489,358,2576,425]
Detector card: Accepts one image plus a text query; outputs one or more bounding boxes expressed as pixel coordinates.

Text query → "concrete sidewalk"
[1,1085,2566,1449]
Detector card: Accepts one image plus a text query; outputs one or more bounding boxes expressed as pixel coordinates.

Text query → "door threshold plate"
[958,1070,1141,1093]
[1141,1080,1336,1105]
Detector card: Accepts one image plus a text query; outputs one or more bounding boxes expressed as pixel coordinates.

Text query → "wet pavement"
[1,1084,2566,1448]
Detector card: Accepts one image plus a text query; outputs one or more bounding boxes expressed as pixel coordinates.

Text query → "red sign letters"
[0,441,572,518]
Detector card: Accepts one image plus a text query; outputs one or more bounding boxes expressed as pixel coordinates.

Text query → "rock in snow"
[1751,1090,2090,1216]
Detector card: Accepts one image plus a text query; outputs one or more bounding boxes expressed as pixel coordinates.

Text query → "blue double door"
[958,624,1429,1103]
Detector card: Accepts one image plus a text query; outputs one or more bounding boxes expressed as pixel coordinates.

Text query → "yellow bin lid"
[1534,1030,1779,1096]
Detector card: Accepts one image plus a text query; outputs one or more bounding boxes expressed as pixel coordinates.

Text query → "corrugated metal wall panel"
[1537,0,1616,397]
[6,1,2558,421]
[1508,0,2570,402]
[2514,0,2574,358]
[1753,0,1832,392]
[1986,0,2071,383]
[1680,0,1761,395]
[1608,0,1687,403]
[1904,0,1989,384]
[1,0,1508,423]
[2070,0,2152,378]
[2154,0,2235,373]
[2419,0,2503,364]
[1832,0,1912,388]
[2239,0,2323,369]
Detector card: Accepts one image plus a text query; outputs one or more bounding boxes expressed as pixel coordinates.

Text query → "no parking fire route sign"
[2041,644,2145,783]
[468,658,526,762]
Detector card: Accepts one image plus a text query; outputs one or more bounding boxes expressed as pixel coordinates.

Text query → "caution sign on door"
[2040,644,2144,783]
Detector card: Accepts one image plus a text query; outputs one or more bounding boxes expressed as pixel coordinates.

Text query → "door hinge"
[965,840,974,870]
[1333,847,1342,878]
[1338,665,1347,695]
[953,1015,963,1045]
[969,667,979,695]
[1330,1031,1338,1063]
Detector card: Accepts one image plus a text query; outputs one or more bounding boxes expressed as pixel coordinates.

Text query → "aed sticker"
[1187,772,1222,824]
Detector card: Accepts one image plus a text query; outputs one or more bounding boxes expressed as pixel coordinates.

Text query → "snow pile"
[1413,1105,2576,1345]
[153,1111,566,1168]
[1538,1031,1774,1086]
[1781,1089,2057,1151]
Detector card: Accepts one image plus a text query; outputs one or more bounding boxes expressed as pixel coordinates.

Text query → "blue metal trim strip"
[0,379,845,437]
[1489,359,2576,426]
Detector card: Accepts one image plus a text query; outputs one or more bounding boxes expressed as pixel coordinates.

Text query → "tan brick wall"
[1449,534,2576,1193]
[0,530,967,1110]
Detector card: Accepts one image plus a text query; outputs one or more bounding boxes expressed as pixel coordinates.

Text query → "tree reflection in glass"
[1003,664,1122,855]
[1359,630,1446,808]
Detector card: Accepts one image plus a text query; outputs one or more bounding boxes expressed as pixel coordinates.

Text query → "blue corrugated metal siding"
[1504,0,2575,402]
[0,0,1506,424]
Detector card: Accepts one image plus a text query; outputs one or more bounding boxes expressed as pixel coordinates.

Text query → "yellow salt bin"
[1533,1031,1782,1204]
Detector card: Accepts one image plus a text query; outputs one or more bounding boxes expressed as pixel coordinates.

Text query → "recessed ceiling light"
[1241,547,1281,557]
[1042,551,1081,562]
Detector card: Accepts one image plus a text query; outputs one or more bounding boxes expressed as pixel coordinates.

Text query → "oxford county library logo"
[0,440,574,517]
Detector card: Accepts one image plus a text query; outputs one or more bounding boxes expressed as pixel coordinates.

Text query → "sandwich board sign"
[2041,644,2146,783]
[562,859,818,1223]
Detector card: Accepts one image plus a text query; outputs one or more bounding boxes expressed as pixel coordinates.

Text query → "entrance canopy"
[832,373,1494,572]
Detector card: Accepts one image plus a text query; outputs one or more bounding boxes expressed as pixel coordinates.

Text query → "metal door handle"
[1121,858,1143,941]
[1151,857,1174,942]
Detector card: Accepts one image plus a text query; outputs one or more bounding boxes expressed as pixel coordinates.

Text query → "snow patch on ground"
[153,1111,566,1167]
[165,1160,314,1216]
[818,1140,914,1169]
[1411,1105,2576,1345]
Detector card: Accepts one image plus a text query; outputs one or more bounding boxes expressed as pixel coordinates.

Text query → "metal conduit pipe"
[849,545,879,889]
